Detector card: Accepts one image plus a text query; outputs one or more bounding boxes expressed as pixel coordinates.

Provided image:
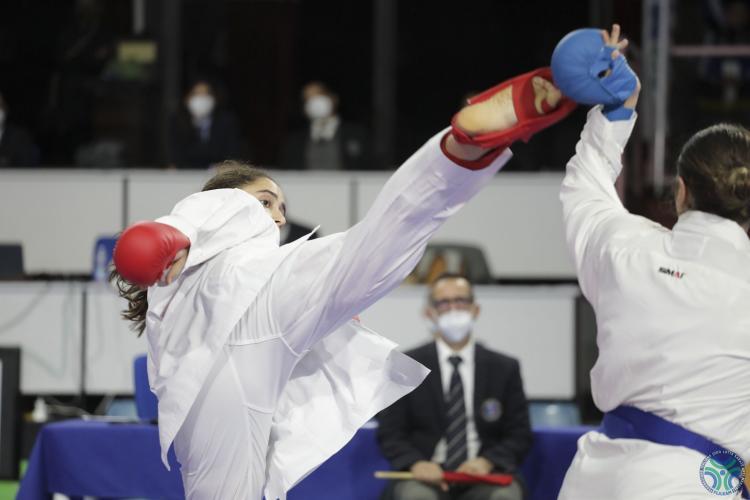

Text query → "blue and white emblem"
[480,398,502,422]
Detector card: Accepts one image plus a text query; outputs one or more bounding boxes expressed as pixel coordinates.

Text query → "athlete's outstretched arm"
[273,131,511,352]
[558,25,660,304]
[271,73,573,352]
[559,67,653,305]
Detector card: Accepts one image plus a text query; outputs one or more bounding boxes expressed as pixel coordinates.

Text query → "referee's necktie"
[443,355,468,471]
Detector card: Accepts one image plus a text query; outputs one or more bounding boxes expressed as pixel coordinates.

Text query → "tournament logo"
[699,450,746,496]
[480,398,502,422]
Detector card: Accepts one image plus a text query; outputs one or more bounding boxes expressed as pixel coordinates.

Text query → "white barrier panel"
[1,169,577,278]
[126,170,211,225]
[0,282,82,394]
[357,172,576,278]
[0,170,123,274]
[264,171,352,234]
[359,285,577,399]
[127,169,353,235]
[85,283,148,393]
[0,282,577,397]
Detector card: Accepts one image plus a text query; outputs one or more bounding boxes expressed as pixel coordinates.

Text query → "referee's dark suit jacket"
[376,341,532,479]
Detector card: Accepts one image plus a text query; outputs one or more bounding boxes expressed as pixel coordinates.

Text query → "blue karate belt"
[600,406,749,499]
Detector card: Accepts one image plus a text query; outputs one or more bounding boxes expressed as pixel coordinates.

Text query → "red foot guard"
[450,67,577,150]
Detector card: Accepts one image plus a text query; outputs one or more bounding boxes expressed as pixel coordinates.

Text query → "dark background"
[0,0,598,169]
[1,0,749,182]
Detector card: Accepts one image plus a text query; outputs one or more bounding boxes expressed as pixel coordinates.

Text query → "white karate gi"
[558,107,750,499]
[145,130,513,499]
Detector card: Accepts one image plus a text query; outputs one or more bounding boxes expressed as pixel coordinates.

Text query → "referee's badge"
[480,398,502,422]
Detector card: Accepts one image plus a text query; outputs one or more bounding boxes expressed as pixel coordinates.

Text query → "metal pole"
[589,0,614,26]
[653,0,670,193]
[79,285,87,402]
[160,0,182,165]
[133,0,146,35]
[638,0,656,198]
[372,0,397,169]
[589,0,603,26]
[641,0,654,142]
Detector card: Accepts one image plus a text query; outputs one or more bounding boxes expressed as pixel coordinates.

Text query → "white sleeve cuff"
[583,105,637,169]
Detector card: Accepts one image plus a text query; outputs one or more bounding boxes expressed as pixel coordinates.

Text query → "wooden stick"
[374,471,415,480]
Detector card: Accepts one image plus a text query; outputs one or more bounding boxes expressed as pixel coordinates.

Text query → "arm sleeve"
[560,106,660,304]
[479,360,532,473]
[376,397,428,471]
[270,130,512,352]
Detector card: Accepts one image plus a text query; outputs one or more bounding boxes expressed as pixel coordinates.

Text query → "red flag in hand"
[442,471,513,486]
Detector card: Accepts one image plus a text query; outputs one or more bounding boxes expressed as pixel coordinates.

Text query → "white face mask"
[304,95,333,120]
[187,95,215,118]
[436,310,474,344]
[0,109,5,126]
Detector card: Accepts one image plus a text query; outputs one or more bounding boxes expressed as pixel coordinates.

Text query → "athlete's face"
[242,178,287,228]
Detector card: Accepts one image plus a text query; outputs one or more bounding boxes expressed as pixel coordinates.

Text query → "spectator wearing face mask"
[167,79,246,169]
[0,91,39,167]
[377,273,532,500]
[280,81,370,170]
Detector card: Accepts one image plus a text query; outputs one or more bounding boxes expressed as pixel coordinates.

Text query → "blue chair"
[105,398,139,418]
[92,236,117,281]
[529,401,581,427]
[133,355,158,421]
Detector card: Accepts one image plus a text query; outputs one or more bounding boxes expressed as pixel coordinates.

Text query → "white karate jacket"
[144,130,513,498]
[559,107,750,499]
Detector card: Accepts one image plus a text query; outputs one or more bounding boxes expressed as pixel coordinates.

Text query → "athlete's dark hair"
[677,123,750,224]
[111,161,273,336]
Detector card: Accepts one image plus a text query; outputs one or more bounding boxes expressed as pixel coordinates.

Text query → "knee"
[393,480,442,500]
[487,482,523,500]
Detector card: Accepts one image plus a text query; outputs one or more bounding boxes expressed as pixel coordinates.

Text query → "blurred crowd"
[2,0,750,173]
[0,76,370,170]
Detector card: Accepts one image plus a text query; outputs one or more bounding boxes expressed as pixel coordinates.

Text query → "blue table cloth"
[17,419,591,500]
[521,426,592,500]
[17,420,183,500]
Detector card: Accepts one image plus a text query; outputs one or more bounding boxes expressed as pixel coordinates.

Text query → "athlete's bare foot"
[532,77,562,114]
[454,77,562,137]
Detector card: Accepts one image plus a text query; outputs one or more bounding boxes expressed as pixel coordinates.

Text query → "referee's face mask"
[425,276,480,345]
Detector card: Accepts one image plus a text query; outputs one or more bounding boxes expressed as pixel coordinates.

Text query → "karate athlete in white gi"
[557,25,750,499]
[112,70,575,500]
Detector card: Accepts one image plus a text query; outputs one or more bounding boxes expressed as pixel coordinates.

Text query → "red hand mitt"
[113,222,190,287]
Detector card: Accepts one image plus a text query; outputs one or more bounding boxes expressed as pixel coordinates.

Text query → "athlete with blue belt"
[555,24,750,499]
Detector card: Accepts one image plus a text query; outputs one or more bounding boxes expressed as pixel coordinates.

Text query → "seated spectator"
[281,81,370,170]
[0,91,39,166]
[377,273,531,500]
[167,79,246,168]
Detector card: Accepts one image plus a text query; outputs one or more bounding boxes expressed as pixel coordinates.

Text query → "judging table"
[16,420,592,500]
